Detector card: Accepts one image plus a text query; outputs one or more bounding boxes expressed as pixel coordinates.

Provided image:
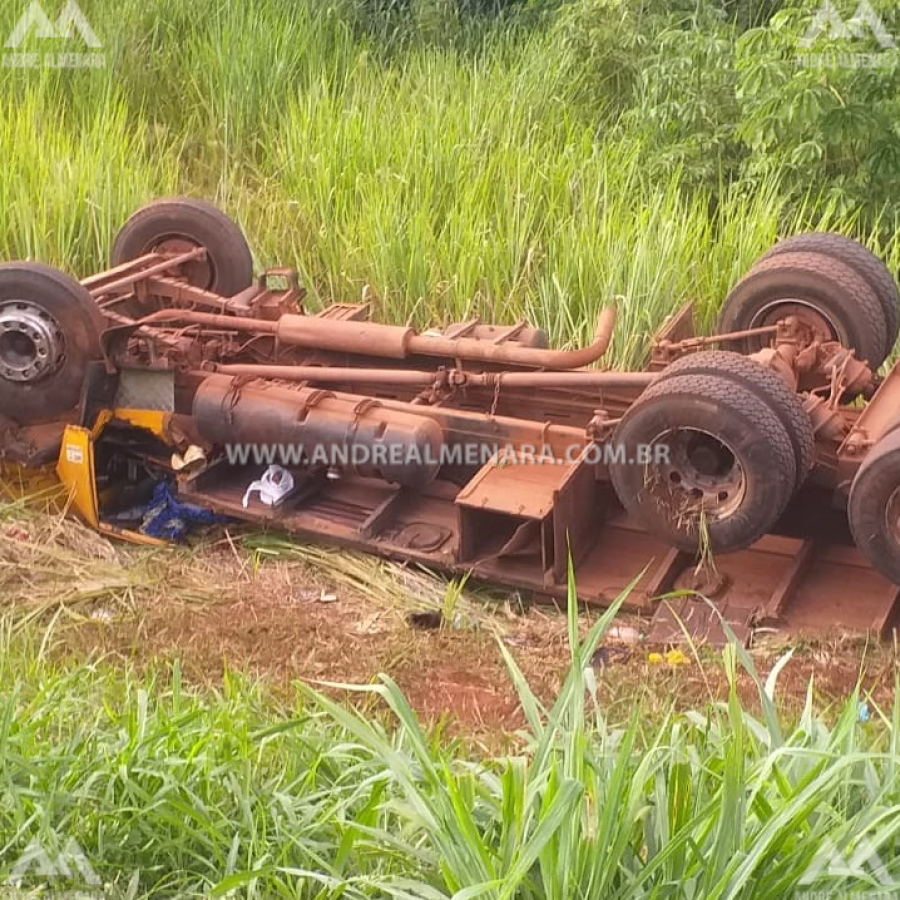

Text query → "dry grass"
[242,533,525,631]
[0,494,239,628]
[1,488,898,744]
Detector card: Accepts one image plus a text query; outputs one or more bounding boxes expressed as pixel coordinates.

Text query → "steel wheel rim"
[0,300,65,383]
[750,298,842,347]
[650,427,747,521]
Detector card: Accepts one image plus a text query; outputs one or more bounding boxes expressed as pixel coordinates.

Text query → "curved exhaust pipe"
[103,307,617,370]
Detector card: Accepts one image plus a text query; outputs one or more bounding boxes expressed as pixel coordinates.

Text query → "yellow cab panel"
[56,409,172,546]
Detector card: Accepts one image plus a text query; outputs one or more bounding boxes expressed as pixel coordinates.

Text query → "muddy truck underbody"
[4,198,900,644]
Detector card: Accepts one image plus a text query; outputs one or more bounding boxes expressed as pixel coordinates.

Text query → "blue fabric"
[138,481,228,540]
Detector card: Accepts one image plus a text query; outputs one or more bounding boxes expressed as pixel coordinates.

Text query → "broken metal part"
[0,414,65,466]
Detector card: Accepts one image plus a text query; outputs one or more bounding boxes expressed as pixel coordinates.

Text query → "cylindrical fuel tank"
[192,374,444,488]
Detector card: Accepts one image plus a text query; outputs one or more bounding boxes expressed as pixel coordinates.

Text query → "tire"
[609,372,797,555]
[759,233,900,359]
[0,262,104,424]
[719,251,889,369]
[848,428,900,586]
[111,197,253,297]
[655,350,815,485]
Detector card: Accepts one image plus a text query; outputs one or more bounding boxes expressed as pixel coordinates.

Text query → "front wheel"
[0,262,104,424]
[111,197,254,297]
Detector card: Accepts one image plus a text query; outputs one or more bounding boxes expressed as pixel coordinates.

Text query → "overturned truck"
[3,198,900,642]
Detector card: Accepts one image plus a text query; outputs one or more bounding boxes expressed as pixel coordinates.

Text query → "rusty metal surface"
[647,597,756,647]
[0,415,66,466]
[99,306,618,370]
[193,375,446,489]
[5,230,900,648]
[86,248,209,298]
[209,363,656,392]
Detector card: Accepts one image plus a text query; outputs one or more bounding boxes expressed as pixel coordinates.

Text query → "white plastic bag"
[241,465,295,508]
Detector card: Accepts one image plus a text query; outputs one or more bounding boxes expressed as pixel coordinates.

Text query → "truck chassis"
[4,198,900,644]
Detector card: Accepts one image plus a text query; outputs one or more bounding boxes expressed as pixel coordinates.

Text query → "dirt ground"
[46,534,899,743]
[1,489,895,743]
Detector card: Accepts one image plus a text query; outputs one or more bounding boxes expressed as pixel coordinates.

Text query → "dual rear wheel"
[613,232,900,563]
[610,351,814,555]
[718,233,900,579]
[612,362,900,586]
[718,233,899,370]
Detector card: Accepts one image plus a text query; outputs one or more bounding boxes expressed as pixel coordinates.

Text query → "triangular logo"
[847,1,897,48]
[800,835,896,886]
[6,836,101,887]
[53,0,102,48]
[799,1,896,49]
[5,1,57,47]
[5,0,102,49]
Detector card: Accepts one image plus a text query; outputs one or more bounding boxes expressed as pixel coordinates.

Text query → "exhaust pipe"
[113,307,617,370]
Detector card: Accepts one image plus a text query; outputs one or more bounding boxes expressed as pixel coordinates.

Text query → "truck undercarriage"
[4,198,900,644]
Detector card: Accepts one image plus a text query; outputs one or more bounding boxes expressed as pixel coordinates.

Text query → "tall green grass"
[0,89,177,274]
[2,0,899,366]
[1,585,899,898]
[3,8,900,895]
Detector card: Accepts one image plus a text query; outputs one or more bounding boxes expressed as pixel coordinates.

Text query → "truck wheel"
[112,197,253,297]
[719,251,888,369]
[848,428,900,586]
[0,262,104,424]
[758,233,900,359]
[609,372,796,555]
[655,350,815,484]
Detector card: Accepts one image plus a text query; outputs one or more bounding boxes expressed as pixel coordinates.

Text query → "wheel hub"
[153,236,214,291]
[0,300,65,383]
[751,300,839,346]
[655,428,746,519]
